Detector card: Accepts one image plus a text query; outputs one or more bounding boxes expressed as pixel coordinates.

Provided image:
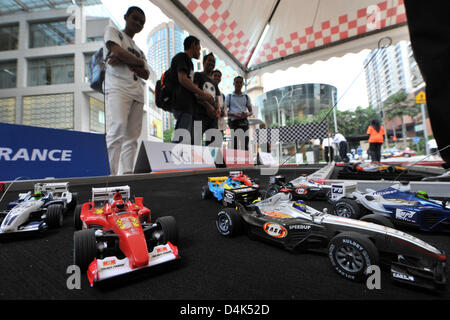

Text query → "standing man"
[103,6,149,175]
[333,132,349,162]
[170,36,214,144]
[193,53,220,146]
[212,69,227,140]
[226,76,253,150]
[366,119,385,162]
[322,131,334,163]
[310,138,321,164]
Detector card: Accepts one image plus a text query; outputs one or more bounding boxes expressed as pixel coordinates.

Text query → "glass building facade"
[147,22,187,131]
[0,2,120,133]
[29,20,75,48]
[255,83,337,128]
[147,21,187,80]
[0,23,19,51]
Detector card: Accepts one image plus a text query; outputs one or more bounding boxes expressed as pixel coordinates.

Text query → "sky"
[100,0,371,111]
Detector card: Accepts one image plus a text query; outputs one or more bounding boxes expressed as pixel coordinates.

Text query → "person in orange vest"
[367,119,385,162]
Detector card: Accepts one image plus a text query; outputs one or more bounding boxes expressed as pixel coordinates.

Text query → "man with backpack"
[169,36,214,144]
[193,53,221,146]
[225,76,253,151]
[103,6,149,175]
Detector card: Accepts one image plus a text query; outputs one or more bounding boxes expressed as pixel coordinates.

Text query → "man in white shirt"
[212,70,227,139]
[103,6,149,175]
[310,138,321,163]
[333,132,349,162]
[322,131,335,163]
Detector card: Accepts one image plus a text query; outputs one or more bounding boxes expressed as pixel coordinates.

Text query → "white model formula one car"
[0,182,77,236]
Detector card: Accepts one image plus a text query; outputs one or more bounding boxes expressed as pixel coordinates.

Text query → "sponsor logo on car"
[392,272,415,282]
[395,209,416,223]
[296,188,307,195]
[116,216,140,230]
[375,190,397,196]
[263,223,287,238]
[103,260,116,267]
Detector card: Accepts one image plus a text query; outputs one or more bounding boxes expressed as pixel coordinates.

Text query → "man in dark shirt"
[193,53,220,146]
[170,36,214,144]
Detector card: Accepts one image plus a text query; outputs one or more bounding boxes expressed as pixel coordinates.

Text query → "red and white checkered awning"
[149,0,410,77]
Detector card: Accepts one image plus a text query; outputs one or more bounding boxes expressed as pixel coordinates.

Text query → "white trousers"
[105,91,144,175]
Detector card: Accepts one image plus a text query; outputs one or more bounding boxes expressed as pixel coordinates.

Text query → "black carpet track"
[0,168,449,301]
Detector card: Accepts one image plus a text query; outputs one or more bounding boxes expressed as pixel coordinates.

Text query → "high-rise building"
[147,21,187,80]
[364,41,424,110]
[0,1,163,143]
[147,21,187,132]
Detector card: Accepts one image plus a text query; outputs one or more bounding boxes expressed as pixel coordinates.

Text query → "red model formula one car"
[73,186,179,286]
[229,171,259,187]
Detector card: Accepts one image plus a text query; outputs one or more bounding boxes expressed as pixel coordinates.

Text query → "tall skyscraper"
[147,21,187,131]
[364,41,424,110]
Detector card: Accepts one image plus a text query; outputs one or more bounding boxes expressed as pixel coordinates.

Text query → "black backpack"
[155,69,175,112]
[89,47,106,94]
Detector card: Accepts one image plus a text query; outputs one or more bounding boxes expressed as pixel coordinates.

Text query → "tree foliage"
[163,129,174,143]
[383,90,419,146]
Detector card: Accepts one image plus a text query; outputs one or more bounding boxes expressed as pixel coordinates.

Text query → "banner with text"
[0,123,110,181]
[134,141,217,173]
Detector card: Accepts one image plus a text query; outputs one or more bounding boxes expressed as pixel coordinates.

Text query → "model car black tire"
[216,208,243,237]
[68,192,78,211]
[360,214,395,229]
[328,232,379,282]
[333,198,363,219]
[342,164,354,173]
[201,185,212,200]
[156,216,178,245]
[266,185,280,199]
[325,190,335,204]
[259,190,267,200]
[46,204,64,228]
[74,229,97,271]
[386,166,395,173]
[73,204,83,230]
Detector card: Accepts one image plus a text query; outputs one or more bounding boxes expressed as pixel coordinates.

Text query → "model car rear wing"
[91,185,130,203]
[208,177,228,184]
[34,182,70,197]
[223,186,260,206]
[331,182,357,202]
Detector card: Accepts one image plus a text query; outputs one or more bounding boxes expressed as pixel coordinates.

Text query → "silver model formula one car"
[0,182,77,236]
[216,190,446,290]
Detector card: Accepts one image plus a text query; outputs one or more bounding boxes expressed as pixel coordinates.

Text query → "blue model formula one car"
[332,181,450,232]
[201,172,260,206]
